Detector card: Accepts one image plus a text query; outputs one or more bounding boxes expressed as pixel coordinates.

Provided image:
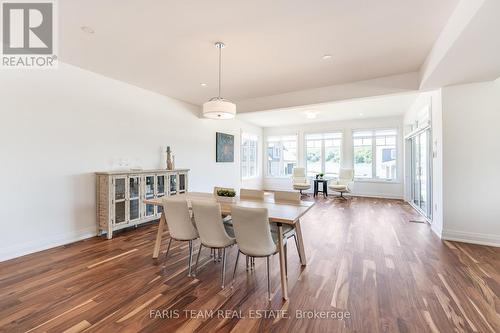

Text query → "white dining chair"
[272,191,302,265]
[191,201,236,289]
[239,188,266,268]
[274,190,300,203]
[163,199,199,277]
[231,206,286,301]
[213,186,235,240]
[240,188,265,200]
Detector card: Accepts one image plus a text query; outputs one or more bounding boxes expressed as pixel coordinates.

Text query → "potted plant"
[316,173,324,179]
[216,188,236,202]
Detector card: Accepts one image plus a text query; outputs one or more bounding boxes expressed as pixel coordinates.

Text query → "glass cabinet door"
[156,175,166,214]
[169,174,177,195]
[114,177,126,224]
[179,173,186,193]
[144,175,155,217]
[157,175,165,195]
[129,176,140,221]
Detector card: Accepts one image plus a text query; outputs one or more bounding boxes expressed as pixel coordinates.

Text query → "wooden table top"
[144,192,315,225]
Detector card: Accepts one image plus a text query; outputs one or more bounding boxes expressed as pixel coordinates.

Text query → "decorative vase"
[166,146,173,170]
[216,195,236,203]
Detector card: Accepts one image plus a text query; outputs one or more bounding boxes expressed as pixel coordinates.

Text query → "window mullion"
[246,143,249,178]
[321,138,325,174]
[280,142,284,177]
[372,136,377,179]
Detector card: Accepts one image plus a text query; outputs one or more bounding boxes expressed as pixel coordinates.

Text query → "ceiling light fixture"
[322,54,332,60]
[81,26,95,34]
[202,42,236,119]
[200,83,207,87]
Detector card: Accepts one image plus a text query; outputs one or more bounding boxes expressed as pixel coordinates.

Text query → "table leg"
[153,212,166,259]
[277,224,288,300]
[324,181,328,197]
[295,220,307,266]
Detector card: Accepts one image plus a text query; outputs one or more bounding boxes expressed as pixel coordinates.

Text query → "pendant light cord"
[218,44,222,98]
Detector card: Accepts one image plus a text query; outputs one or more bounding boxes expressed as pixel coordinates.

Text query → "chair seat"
[223,219,292,243]
[293,183,311,190]
[329,184,348,191]
[223,218,235,238]
[271,224,294,243]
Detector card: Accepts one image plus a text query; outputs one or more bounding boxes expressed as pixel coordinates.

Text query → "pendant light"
[202,42,236,119]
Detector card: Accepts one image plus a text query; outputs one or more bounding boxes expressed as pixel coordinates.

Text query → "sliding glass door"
[409,129,432,219]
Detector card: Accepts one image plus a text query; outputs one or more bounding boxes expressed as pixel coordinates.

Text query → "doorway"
[408,128,432,220]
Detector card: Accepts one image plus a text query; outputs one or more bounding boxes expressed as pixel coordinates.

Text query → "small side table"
[313,179,328,197]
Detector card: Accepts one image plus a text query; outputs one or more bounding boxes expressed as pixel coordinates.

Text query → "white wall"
[0,63,263,261]
[403,90,444,237]
[441,80,500,246]
[263,117,404,199]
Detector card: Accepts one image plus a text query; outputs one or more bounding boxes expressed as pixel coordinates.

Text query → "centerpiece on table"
[216,188,236,202]
[316,173,324,180]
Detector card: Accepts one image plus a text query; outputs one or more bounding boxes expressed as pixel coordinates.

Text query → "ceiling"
[59,0,458,108]
[420,0,500,89]
[237,93,419,128]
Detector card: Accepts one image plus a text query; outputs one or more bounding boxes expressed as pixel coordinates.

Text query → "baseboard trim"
[348,192,404,200]
[442,229,500,247]
[263,188,403,200]
[0,227,97,262]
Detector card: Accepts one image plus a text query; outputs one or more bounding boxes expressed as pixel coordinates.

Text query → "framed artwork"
[216,132,234,162]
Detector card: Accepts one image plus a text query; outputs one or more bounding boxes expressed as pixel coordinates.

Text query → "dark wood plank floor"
[1,197,499,333]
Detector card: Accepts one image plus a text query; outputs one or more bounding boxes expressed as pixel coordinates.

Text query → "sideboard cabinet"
[96,169,189,239]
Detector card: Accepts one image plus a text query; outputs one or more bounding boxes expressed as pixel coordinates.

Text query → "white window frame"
[304,132,343,178]
[352,128,398,182]
[265,134,298,178]
[241,133,258,179]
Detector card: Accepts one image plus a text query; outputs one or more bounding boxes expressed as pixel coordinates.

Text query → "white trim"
[241,175,260,181]
[404,123,431,140]
[408,200,432,223]
[0,226,97,262]
[442,229,500,247]
[304,131,343,177]
[265,134,298,177]
[354,179,401,184]
[345,192,404,200]
[352,127,399,182]
[241,131,259,179]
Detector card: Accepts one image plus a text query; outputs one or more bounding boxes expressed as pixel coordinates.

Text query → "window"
[305,132,342,177]
[353,129,397,180]
[241,133,258,178]
[266,135,297,177]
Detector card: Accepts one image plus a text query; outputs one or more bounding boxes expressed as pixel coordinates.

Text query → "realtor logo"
[1,0,57,68]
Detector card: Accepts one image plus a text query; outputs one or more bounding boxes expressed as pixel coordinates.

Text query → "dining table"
[144,191,315,300]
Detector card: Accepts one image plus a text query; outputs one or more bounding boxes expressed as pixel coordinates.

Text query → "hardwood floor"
[1,197,499,332]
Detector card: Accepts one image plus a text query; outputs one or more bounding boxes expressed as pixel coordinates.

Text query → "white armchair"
[292,167,311,196]
[328,168,354,199]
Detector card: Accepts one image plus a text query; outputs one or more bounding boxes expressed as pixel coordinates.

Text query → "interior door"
[412,137,421,208]
[419,131,428,213]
